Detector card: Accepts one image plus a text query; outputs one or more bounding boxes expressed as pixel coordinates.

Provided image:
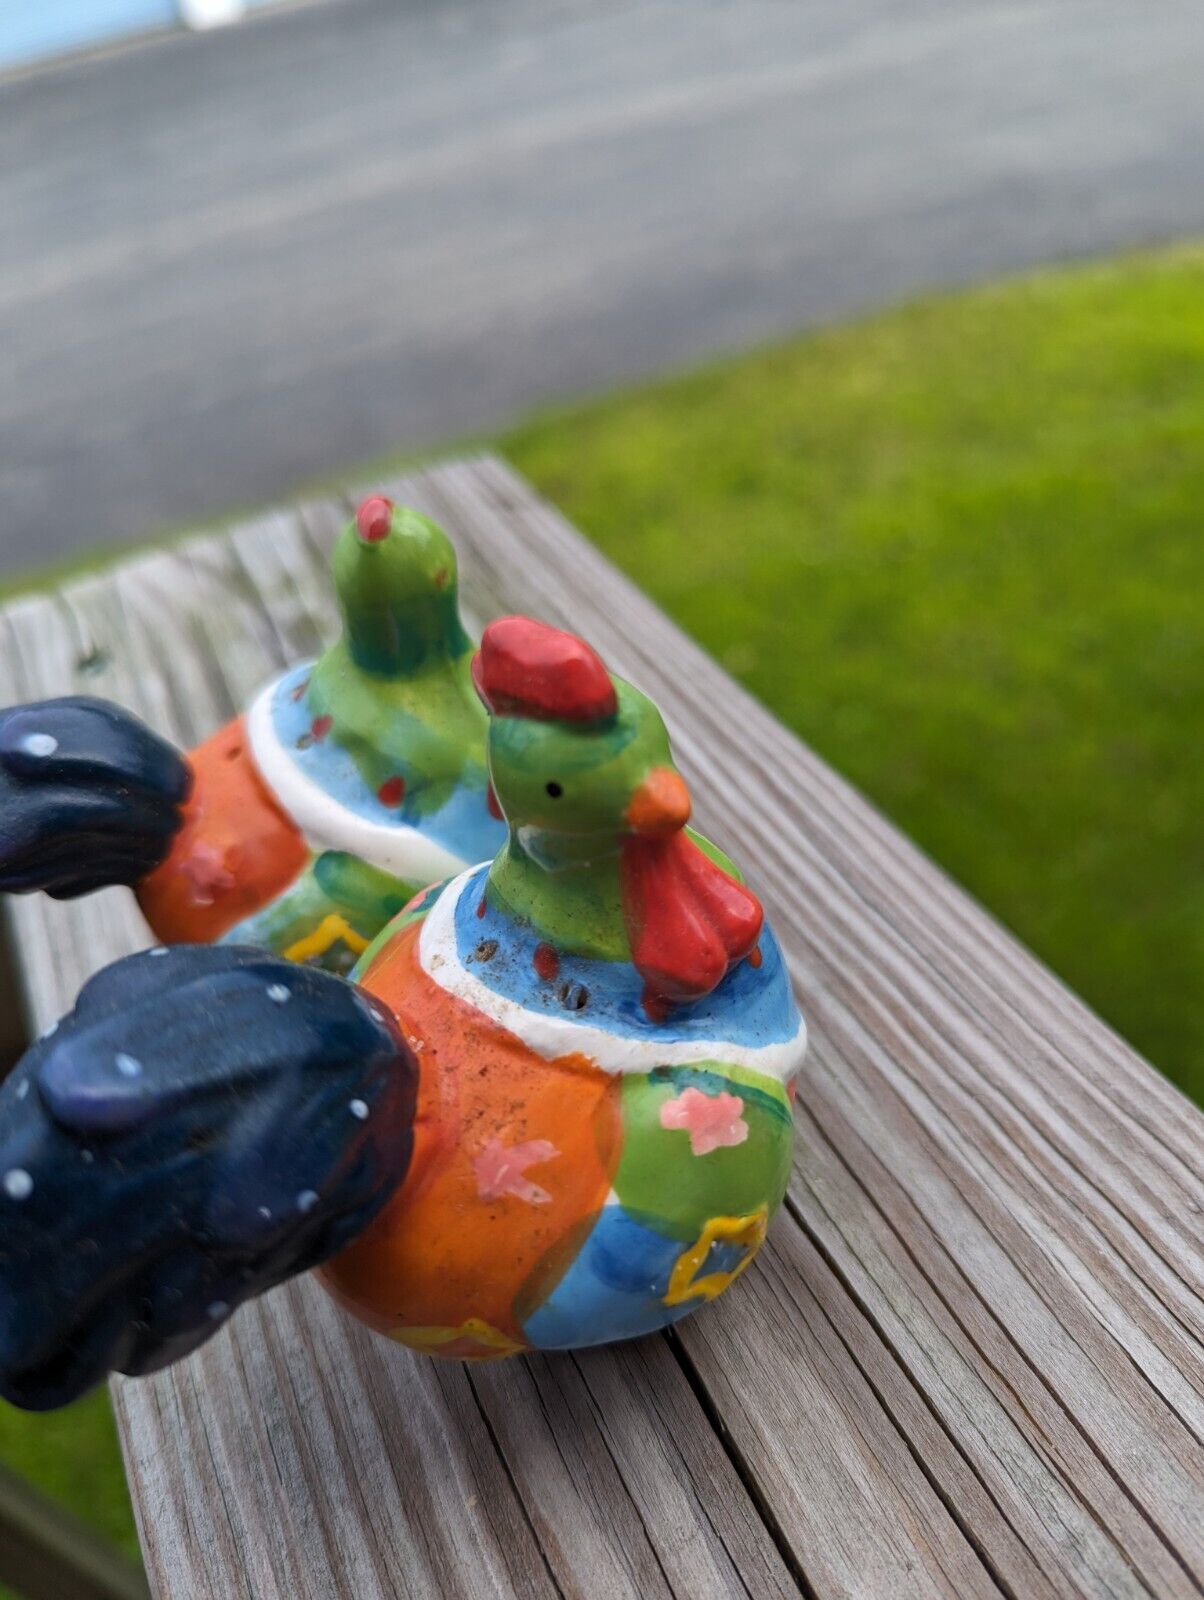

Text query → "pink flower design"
[659,1087,749,1157]
[472,1137,559,1205]
[181,844,236,907]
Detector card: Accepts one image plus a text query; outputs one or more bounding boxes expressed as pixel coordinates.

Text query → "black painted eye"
[545,781,563,799]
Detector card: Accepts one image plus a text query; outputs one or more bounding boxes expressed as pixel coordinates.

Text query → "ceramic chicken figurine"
[0,496,506,972]
[0,618,806,1409]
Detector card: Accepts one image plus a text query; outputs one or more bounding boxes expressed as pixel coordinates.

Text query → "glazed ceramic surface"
[321,867,803,1356]
[0,614,805,1409]
[318,618,806,1356]
[137,499,505,969]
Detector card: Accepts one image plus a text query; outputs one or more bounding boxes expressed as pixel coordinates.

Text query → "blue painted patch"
[454,865,799,1050]
[522,1206,695,1348]
[268,664,505,867]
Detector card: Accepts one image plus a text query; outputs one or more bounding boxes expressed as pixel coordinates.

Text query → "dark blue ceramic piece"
[0,696,190,898]
[0,943,416,1411]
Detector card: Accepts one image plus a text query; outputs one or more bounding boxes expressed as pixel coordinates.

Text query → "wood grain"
[0,457,1200,1599]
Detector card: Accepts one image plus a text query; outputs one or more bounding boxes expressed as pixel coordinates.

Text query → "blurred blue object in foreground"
[0,943,416,1411]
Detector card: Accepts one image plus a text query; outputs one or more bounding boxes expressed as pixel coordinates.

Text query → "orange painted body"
[318,917,622,1359]
[137,717,307,944]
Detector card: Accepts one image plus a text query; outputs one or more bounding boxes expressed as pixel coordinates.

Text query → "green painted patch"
[613,1064,793,1241]
[308,649,489,818]
[308,505,488,810]
[353,877,445,976]
[229,851,423,971]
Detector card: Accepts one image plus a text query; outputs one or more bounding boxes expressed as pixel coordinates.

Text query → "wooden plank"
[0,458,1199,1599]
[0,1461,149,1600]
[405,456,1204,1599]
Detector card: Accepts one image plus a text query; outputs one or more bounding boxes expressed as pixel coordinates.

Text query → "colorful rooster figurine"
[0,618,805,1409]
[0,495,506,971]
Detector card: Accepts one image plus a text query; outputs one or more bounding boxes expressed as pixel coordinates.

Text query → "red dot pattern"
[533,943,560,982]
[377,775,406,808]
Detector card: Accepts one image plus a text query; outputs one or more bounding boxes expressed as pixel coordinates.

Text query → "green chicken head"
[472,616,692,849]
[306,496,489,809]
[471,616,763,1007]
[332,496,472,677]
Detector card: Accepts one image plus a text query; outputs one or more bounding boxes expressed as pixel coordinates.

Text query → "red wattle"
[620,832,763,1018]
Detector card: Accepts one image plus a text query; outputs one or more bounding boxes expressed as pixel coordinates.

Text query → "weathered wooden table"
[1,457,1201,1600]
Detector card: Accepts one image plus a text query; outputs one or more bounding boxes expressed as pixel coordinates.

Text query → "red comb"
[355,495,394,543]
[472,617,617,722]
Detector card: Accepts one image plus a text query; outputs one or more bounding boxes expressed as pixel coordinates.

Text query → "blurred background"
[1,0,1202,1594]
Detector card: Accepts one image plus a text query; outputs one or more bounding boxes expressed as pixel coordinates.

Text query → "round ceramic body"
[137,663,506,966]
[245,664,503,888]
[318,867,806,1358]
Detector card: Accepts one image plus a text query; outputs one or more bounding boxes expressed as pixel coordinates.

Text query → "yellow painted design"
[664,1207,769,1306]
[284,913,370,965]
[390,1317,525,1360]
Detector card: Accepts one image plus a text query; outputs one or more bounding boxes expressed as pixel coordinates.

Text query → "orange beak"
[625,766,691,838]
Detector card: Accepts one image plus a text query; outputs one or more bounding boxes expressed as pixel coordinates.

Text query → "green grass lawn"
[0,1389,140,1600]
[2,242,1202,1580]
[506,244,1204,1107]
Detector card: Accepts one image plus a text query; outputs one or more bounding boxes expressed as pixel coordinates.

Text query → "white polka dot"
[267,984,291,1004]
[148,946,169,958]
[15,1078,29,1100]
[41,1020,58,1040]
[296,1189,319,1214]
[20,733,58,758]
[3,1169,33,1201]
[207,1301,229,1320]
[258,1205,272,1220]
[115,1052,143,1078]
[80,1150,95,1164]
[349,1099,369,1120]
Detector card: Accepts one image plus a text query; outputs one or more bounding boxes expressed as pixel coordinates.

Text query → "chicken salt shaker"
[0,618,806,1408]
[0,495,506,972]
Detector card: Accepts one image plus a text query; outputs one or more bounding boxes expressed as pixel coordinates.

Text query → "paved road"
[3,0,1204,568]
